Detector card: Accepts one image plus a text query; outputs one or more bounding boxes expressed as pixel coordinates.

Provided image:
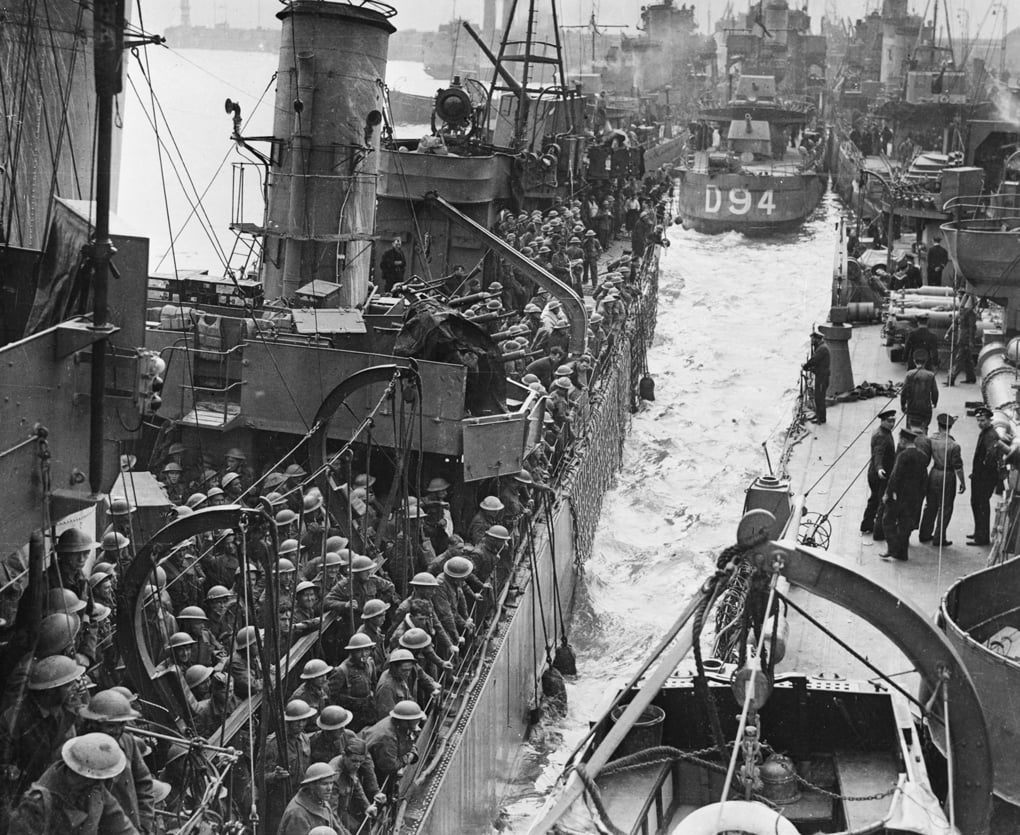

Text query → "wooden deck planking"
[779,321,989,684]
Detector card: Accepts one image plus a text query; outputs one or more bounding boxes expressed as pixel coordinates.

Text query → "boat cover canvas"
[394,299,507,416]
[23,200,92,335]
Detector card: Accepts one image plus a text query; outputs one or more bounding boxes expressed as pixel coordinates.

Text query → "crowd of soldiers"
[0,180,673,834]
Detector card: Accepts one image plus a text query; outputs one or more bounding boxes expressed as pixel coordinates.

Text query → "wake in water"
[499,194,840,832]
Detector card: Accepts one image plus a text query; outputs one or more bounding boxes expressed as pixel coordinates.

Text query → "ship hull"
[407,257,660,833]
[936,555,1020,805]
[675,170,825,234]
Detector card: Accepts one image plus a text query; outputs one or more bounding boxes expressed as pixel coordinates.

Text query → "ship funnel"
[263,1,396,304]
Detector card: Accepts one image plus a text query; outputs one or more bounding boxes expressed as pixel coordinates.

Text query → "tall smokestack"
[483,0,497,40]
[263,1,394,305]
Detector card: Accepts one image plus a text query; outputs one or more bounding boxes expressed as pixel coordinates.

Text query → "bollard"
[820,323,854,395]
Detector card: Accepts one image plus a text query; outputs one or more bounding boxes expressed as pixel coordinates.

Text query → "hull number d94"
[704,187,776,216]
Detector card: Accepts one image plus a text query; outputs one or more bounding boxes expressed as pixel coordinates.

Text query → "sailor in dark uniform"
[902,315,940,370]
[378,237,407,293]
[880,428,929,561]
[926,237,949,286]
[802,331,830,424]
[900,350,938,431]
[968,407,1004,546]
[860,410,897,535]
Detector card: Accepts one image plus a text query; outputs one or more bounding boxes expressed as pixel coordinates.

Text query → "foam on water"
[500,196,839,830]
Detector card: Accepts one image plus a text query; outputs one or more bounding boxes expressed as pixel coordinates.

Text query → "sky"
[140,0,1012,41]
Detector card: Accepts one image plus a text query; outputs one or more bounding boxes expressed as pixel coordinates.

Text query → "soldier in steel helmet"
[390,574,454,661]
[7,733,136,835]
[326,634,378,731]
[276,761,345,835]
[291,658,333,719]
[77,690,154,834]
[354,599,390,669]
[259,699,317,834]
[361,699,424,785]
[0,656,85,801]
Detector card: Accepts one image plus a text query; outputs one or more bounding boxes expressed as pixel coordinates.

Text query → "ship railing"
[942,194,1020,222]
[624,757,681,835]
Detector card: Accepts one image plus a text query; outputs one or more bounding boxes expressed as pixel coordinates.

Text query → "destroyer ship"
[0,1,667,834]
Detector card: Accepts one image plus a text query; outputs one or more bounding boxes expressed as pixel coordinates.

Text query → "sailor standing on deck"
[802,331,830,425]
[968,407,1004,547]
[900,350,938,431]
[918,413,965,546]
[860,410,897,535]
[880,428,928,562]
[926,236,949,286]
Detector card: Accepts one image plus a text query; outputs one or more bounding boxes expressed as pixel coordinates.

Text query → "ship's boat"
[529,496,992,835]
[676,76,825,234]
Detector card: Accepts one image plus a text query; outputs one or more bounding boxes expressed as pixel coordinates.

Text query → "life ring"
[939,94,950,104]
[670,801,799,835]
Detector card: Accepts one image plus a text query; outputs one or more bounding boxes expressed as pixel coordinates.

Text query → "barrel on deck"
[609,704,666,759]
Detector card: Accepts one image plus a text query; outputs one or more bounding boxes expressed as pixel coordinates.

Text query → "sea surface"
[118,46,837,832]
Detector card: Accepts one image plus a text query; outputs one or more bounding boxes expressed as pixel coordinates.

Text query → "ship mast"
[88,0,124,494]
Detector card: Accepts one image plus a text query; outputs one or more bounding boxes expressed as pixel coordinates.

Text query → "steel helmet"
[264,488,286,506]
[278,539,299,557]
[443,556,474,579]
[277,558,297,575]
[221,472,240,489]
[79,689,141,723]
[308,829,338,835]
[235,626,261,649]
[92,561,115,576]
[275,509,297,526]
[300,658,332,680]
[92,602,112,622]
[389,700,425,721]
[62,732,127,780]
[162,461,183,474]
[284,699,317,722]
[185,492,208,509]
[225,447,246,461]
[152,779,172,803]
[154,566,168,588]
[177,606,208,621]
[284,463,306,478]
[351,555,376,574]
[295,580,318,596]
[28,655,86,690]
[55,528,94,553]
[47,587,86,615]
[317,705,353,731]
[301,762,336,785]
[353,473,377,487]
[399,628,432,650]
[513,469,534,484]
[108,498,135,517]
[425,477,450,493]
[184,664,213,689]
[109,685,138,705]
[38,612,81,655]
[410,571,439,587]
[168,632,197,649]
[174,505,194,518]
[101,531,131,551]
[325,535,349,552]
[387,648,415,665]
[206,585,233,601]
[345,633,374,652]
[485,525,511,541]
[360,599,390,620]
[206,486,225,499]
[480,496,504,512]
[323,551,345,567]
[553,377,573,390]
[303,491,323,513]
